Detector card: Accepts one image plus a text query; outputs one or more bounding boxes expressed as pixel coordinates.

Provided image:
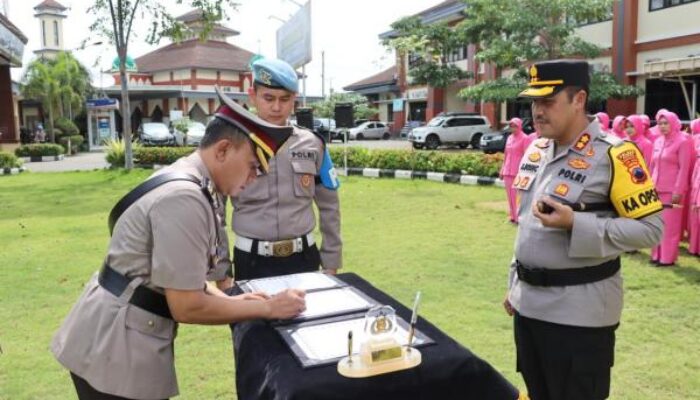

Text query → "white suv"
[409,114,492,150]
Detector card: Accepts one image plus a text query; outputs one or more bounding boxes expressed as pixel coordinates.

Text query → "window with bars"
[445,46,469,63]
[566,8,613,27]
[650,0,699,11]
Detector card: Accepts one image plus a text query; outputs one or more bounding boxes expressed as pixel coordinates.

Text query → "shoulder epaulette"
[598,133,624,147]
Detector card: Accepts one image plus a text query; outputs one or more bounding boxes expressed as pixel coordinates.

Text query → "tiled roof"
[134,39,255,73]
[343,66,398,91]
[34,0,67,11]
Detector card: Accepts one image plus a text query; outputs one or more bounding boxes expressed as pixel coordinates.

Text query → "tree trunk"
[119,48,133,170]
[47,103,56,143]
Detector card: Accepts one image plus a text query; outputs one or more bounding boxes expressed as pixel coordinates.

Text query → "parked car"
[348,121,391,140]
[172,121,207,146]
[480,129,511,154]
[408,114,492,150]
[137,122,175,146]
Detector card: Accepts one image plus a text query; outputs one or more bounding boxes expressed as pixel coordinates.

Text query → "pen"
[348,330,353,364]
[407,291,421,348]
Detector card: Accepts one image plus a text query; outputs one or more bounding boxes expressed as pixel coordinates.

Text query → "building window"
[650,0,699,11]
[53,21,59,46]
[42,21,46,47]
[446,46,468,63]
[566,8,613,26]
[408,52,423,69]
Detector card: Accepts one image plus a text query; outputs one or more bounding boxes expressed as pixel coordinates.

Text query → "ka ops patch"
[608,142,663,219]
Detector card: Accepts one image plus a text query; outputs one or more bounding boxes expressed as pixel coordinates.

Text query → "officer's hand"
[266,289,306,320]
[234,292,270,301]
[503,292,514,317]
[672,194,682,205]
[532,196,574,230]
[322,268,337,275]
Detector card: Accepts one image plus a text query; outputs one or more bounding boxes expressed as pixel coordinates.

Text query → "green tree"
[312,93,379,121]
[383,16,471,88]
[53,52,93,120]
[21,61,61,143]
[87,0,236,169]
[457,0,643,104]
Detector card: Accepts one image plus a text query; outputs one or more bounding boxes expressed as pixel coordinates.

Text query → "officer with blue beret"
[222,57,342,282]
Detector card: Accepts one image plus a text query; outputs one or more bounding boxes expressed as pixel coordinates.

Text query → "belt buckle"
[272,240,295,257]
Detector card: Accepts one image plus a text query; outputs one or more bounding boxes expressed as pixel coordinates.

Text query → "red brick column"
[162,98,170,114]
[0,66,18,143]
[426,87,445,120]
[191,69,197,90]
[208,98,216,115]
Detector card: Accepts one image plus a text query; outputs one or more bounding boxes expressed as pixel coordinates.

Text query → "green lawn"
[1,170,699,399]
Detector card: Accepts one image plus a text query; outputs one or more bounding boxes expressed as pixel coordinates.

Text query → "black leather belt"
[516,257,620,287]
[98,263,173,319]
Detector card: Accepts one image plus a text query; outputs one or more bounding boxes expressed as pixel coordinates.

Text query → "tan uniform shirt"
[51,153,220,399]
[231,125,342,269]
[508,120,664,327]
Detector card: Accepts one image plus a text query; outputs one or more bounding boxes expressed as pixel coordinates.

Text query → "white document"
[290,317,425,362]
[297,287,373,320]
[243,272,342,295]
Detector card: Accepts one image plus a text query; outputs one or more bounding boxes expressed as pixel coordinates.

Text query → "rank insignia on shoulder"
[568,158,590,170]
[554,183,569,197]
[535,139,550,149]
[528,152,541,162]
[573,133,590,151]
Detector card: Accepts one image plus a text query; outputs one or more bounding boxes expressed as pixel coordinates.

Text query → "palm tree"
[21,61,61,143]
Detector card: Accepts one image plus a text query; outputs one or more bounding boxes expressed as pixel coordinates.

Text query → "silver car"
[172,121,207,146]
[138,123,175,146]
[348,121,391,140]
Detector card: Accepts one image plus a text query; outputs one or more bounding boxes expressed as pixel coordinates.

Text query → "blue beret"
[252,58,299,93]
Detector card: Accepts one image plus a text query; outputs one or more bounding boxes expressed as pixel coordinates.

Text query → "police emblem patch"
[535,139,550,149]
[554,183,569,197]
[574,133,590,151]
[519,176,530,188]
[259,69,273,85]
[616,149,647,184]
[301,174,313,188]
[568,158,590,170]
[528,152,541,162]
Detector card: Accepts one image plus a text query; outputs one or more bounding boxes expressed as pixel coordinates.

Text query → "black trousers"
[232,243,321,281]
[513,312,617,400]
[70,372,168,400]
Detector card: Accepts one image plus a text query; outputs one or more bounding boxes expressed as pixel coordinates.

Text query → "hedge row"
[328,147,503,177]
[0,151,23,169]
[14,143,65,157]
[108,145,503,177]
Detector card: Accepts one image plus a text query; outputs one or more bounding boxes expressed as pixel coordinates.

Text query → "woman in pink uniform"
[596,112,611,134]
[625,115,653,163]
[611,115,628,140]
[648,109,668,143]
[650,111,692,266]
[639,114,654,143]
[688,119,700,255]
[500,118,529,224]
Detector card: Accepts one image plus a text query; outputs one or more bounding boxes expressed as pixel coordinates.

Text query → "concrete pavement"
[23,150,109,172]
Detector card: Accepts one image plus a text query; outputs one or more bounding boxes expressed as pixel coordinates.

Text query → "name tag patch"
[558,168,587,184]
[291,151,317,161]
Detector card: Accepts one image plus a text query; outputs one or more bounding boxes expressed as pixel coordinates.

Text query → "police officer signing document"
[52,91,307,400]
[504,60,664,400]
[229,57,342,281]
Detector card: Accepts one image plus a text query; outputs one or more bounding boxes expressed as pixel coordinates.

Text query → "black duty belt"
[516,257,620,287]
[98,263,173,319]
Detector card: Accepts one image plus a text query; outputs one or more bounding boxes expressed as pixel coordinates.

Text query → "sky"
[6,0,435,96]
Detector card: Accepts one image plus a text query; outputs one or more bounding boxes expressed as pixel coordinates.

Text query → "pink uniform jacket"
[596,112,610,134]
[500,118,530,178]
[689,119,700,254]
[627,115,653,164]
[650,111,692,196]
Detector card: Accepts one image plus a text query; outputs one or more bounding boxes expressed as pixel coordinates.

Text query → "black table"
[228,273,521,400]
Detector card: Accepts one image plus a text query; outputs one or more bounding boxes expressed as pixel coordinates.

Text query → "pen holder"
[337,306,421,378]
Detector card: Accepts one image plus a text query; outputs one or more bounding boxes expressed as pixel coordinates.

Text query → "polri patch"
[568,158,590,170]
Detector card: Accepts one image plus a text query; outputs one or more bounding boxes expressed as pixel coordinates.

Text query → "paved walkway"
[24,151,109,173]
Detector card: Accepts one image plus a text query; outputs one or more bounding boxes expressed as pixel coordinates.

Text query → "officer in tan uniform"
[230,57,342,281]
[51,91,306,400]
[503,60,664,400]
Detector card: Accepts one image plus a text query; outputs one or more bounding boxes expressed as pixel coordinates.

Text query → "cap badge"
[259,69,273,85]
[529,65,538,83]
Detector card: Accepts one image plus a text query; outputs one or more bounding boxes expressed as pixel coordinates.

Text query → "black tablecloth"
[228,273,520,400]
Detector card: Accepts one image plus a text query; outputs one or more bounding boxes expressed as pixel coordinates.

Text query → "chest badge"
[528,152,541,162]
[586,147,595,157]
[568,158,590,170]
[554,183,569,197]
[535,139,550,149]
[301,174,313,188]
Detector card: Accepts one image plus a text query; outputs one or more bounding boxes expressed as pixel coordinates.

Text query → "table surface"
[229,273,520,400]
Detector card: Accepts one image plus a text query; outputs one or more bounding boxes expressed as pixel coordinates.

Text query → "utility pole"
[321,50,325,98]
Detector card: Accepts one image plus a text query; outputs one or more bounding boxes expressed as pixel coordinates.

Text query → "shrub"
[328,147,503,177]
[14,144,65,157]
[105,139,144,168]
[0,151,23,169]
[133,146,195,166]
[58,135,85,154]
[54,117,80,136]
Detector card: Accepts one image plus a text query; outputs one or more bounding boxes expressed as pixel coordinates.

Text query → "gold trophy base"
[337,347,422,378]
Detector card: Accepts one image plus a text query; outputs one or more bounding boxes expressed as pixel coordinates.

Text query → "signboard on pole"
[276,1,312,68]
